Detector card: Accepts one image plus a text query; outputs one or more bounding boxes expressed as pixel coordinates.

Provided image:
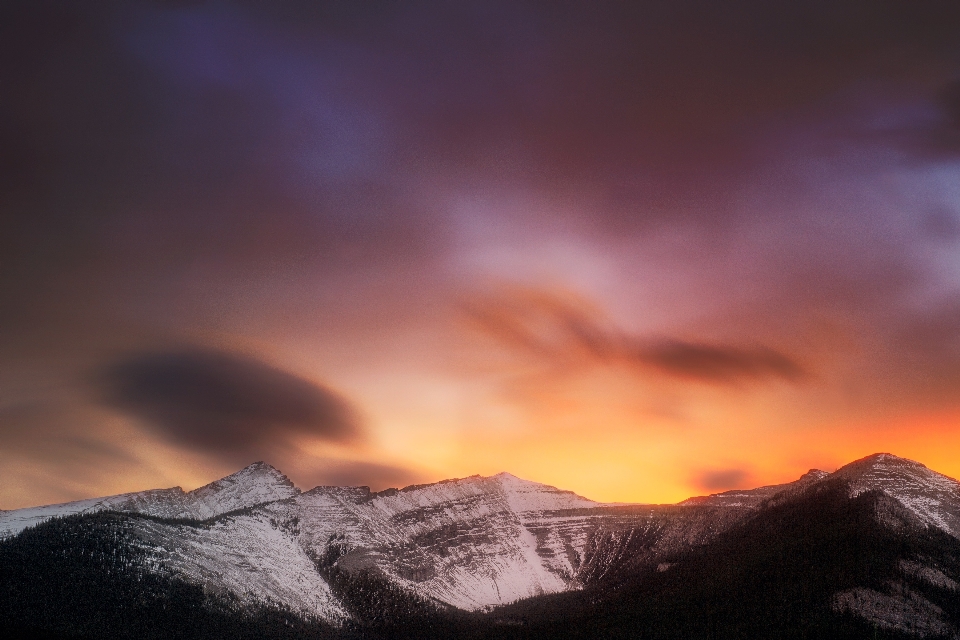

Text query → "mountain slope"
[493,477,960,639]
[265,472,607,610]
[0,512,340,640]
[552,453,960,639]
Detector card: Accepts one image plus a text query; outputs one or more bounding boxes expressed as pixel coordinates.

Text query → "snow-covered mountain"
[3,452,959,629]
[0,461,298,537]
[285,472,604,610]
[0,465,616,618]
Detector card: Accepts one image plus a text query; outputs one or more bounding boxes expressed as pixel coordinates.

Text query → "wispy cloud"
[464,286,807,386]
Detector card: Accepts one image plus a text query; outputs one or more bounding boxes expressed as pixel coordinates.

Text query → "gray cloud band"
[464,290,807,385]
[100,348,363,460]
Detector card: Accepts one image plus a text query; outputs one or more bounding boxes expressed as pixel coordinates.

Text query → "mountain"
[2,453,960,639]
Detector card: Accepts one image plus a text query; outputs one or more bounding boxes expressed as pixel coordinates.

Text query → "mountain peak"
[833,452,931,480]
[185,461,298,519]
[831,452,960,537]
[491,471,599,512]
[861,452,919,465]
[196,461,297,494]
[798,469,829,482]
[232,460,294,483]
[245,460,278,471]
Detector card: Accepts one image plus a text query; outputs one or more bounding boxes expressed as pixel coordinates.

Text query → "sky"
[4,0,960,509]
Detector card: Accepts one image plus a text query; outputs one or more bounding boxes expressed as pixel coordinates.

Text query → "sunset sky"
[5,1,960,510]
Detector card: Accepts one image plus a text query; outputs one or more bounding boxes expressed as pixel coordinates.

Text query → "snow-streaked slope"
[135,510,346,621]
[0,462,297,538]
[832,453,960,538]
[279,473,609,610]
[184,461,298,519]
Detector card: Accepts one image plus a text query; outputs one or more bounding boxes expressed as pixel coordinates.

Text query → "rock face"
[283,472,604,610]
[2,452,960,632]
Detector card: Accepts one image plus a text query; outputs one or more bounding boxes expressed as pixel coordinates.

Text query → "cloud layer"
[3,1,960,505]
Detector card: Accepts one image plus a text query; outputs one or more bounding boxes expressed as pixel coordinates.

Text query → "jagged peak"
[860,452,918,465]
[798,469,829,482]
[492,471,577,493]
[302,470,600,513]
[182,462,299,520]
[833,452,931,479]
[236,460,292,479]
[301,473,489,499]
[825,452,960,537]
[245,460,279,471]
[190,461,297,494]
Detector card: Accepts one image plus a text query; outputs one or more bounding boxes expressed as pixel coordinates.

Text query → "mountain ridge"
[3,451,960,636]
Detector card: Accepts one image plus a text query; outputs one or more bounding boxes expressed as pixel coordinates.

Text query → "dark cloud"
[363,0,960,197]
[640,340,807,384]
[938,80,960,130]
[464,288,807,385]
[4,0,960,262]
[0,0,444,350]
[100,348,362,462]
[693,467,752,492]
[2,0,959,351]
